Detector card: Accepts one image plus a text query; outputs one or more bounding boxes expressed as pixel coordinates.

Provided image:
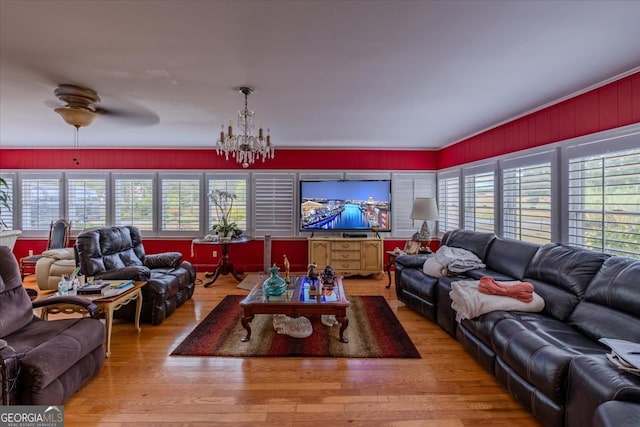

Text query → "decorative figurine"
[321,265,336,288]
[307,262,318,290]
[283,254,290,284]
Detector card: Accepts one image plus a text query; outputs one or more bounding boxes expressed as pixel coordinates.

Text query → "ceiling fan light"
[54,106,97,128]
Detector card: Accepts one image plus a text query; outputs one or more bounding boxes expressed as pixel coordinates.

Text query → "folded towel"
[450,280,545,321]
[478,276,534,303]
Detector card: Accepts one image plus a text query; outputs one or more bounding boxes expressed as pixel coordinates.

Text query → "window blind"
[160,177,201,232]
[568,147,640,258]
[437,174,460,233]
[208,178,248,231]
[463,171,494,233]
[253,173,295,235]
[21,177,61,230]
[67,178,107,230]
[114,176,154,231]
[502,162,552,243]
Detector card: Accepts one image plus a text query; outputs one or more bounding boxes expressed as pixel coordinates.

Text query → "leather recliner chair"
[0,246,104,405]
[74,225,196,326]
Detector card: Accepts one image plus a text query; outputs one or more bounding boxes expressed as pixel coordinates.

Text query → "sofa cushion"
[568,256,640,342]
[524,243,609,296]
[491,315,604,403]
[484,237,540,280]
[441,229,495,260]
[7,317,105,392]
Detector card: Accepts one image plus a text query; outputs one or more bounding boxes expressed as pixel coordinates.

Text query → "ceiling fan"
[49,84,160,164]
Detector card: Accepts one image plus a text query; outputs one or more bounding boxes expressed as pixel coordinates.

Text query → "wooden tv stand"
[308,236,383,278]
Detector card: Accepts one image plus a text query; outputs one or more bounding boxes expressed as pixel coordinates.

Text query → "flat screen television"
[299,180,391,232]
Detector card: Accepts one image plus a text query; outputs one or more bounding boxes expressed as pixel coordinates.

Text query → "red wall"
[438,72,640,168]
[4,71,639,272]
[0,148,437,170]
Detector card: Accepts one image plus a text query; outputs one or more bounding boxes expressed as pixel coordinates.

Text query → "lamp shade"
[410,197,439,221]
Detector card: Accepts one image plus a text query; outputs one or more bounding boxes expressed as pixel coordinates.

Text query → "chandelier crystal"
[216,87,274,168]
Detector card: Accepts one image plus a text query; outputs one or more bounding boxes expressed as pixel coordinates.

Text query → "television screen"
[299,180,391,232]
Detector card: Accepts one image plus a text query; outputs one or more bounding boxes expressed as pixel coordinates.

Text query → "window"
[463,169,495,233]
[437,173,460,233]
[114,175,154,231]
[160,176,201,232]
[568,146,640,258]
[67,177,107,230]
[253,173,295,236]
[503,161,552,243]
[393,173,435,237]
[21,176,61,230]
[207,177,248,232]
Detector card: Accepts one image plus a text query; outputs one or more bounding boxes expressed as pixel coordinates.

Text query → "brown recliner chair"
[0,246,105,405]
[75,225,196,325]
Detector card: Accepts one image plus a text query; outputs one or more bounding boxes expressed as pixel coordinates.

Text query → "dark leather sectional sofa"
[395,229,640,427]
[75,225,196,325]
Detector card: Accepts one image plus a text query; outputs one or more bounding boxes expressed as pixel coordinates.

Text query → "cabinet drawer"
[332,260,361,270]
[334,241,360,251]
[332,250,360,261]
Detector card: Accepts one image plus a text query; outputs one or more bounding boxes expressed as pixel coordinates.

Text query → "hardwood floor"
[28,273,540,426]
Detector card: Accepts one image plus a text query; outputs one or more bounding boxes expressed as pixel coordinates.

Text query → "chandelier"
[216,87,274,168]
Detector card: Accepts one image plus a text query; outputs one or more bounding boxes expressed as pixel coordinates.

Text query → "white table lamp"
[410,197,439,241]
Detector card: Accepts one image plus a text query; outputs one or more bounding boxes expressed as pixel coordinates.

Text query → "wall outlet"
[212,250,217,258]
[28,249,33,256]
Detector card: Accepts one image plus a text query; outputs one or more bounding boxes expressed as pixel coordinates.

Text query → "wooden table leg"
[241,313,254,342]
[134,289,142,333]
[337,313,349,343]
[104,305,114,358]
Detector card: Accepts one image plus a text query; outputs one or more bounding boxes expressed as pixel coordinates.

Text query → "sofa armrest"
[395,254,430,269]
[32,296,101,319]
[143,252,183,269]
[41,247,75,260]
[0,341,21,405]
[96,265,151,281]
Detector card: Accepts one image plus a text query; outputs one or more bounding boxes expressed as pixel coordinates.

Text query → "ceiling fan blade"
[96,105,160,127]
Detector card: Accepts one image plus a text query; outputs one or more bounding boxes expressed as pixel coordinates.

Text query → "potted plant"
[208,189,238,241]
[0,177,11,230]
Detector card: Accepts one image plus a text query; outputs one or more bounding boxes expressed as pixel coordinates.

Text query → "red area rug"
[171,295,420,358]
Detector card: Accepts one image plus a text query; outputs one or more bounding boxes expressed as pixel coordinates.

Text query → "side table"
[40,281,146,358]
[385,251,401,288]
[192,236,253,287]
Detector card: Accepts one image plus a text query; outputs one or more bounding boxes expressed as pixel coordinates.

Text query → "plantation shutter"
[502,152,553,244]
[207,177,248,232]
[463,165,495,233]
[253,173,295,236]
[567,146,640,258]
[392,173,435,238]
[21,174,62,231]
[67,176,108,230]
[437,172,460,233]
[159,175,201,233]
[113,174,155,231]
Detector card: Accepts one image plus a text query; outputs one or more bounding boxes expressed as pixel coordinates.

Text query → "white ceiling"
[1,0,639,151]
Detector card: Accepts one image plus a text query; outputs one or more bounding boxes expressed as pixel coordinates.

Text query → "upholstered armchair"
[19,219,72,279]
[75,225,196,325]
[0,246,104,405]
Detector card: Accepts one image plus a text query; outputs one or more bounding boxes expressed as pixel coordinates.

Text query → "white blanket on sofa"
[450,280,545,321]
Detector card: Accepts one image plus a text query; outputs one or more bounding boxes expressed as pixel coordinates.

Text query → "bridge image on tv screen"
[299,180,391,231]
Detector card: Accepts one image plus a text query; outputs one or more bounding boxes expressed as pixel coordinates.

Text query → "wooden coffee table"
[239,275,350,343]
